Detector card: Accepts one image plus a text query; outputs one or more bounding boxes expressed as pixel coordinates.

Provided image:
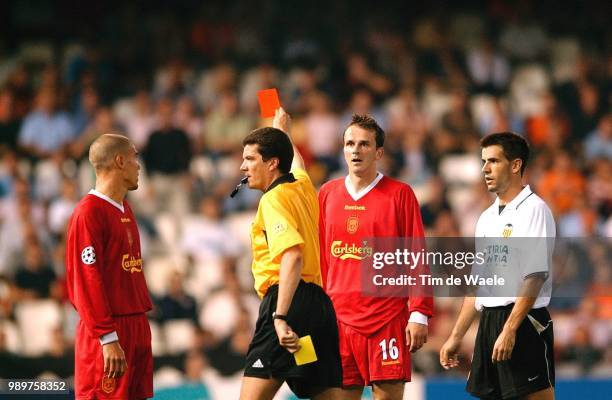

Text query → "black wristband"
[272,312,287,321]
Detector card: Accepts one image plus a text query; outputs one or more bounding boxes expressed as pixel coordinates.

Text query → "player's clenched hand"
[273,107,291,134]
[273,319,300,353]
[440,336,461,369]
[492,328,516,363]
[102,341,128,378]
[406,322,428,353]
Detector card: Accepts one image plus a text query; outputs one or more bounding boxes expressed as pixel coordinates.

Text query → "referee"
[238,108,342,400]
[440,132,556,400]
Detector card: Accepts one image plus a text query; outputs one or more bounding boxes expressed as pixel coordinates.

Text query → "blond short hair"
[88,133,132,171]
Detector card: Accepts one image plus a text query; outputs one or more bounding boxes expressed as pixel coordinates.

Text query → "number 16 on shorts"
[379,338,401,366]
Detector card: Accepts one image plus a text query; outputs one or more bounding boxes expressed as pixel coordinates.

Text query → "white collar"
[493,185,534,212]
[88,189,125,213]
[344,172,384,201]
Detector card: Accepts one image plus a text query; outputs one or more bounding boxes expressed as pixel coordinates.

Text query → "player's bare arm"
[274,245,303,353]
[440,296,478,369]
[273,107,305,171]
[491,275,546,363]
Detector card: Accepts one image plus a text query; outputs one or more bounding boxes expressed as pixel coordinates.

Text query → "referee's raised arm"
[273,107,305,171]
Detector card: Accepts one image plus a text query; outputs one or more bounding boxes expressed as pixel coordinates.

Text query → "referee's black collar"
[265,173,296,193]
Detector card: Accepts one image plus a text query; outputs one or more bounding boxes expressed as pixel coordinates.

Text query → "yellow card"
[294,335,317,366]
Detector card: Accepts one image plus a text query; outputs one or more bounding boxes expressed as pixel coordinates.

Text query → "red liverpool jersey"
[66,191,152,339]
[319,174,433,335]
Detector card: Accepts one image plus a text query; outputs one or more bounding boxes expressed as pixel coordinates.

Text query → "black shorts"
[244,281,342,398]
[467,304,555,399]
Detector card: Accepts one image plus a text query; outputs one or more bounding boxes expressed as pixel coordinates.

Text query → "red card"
[257,88,281,118]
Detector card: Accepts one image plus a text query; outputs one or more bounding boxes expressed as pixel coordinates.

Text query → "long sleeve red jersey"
[319,174,434,335]
[66,191,152,339]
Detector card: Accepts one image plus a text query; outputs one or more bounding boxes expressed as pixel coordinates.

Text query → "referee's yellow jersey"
[250,168,322,298]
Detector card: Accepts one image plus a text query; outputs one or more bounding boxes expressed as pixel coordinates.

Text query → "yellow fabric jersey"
[250,168,322,298]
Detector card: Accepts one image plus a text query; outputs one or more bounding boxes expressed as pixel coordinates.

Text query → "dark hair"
[480,132,530,175]
[345,114,385,148]
[243,127,293,173]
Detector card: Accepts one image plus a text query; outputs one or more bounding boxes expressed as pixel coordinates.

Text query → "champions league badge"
[81,246,96,265]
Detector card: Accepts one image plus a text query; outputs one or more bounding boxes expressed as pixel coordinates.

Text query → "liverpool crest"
[101,376,116,393]
[346,216,359,234]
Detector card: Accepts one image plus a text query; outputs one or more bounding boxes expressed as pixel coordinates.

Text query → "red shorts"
[75,313,153,399]
[337,312,411,387]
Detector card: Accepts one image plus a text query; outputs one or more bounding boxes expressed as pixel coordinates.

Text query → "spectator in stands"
[590,262,612,315]
[558,194,598,237]
[154,270,198,324]
[4,64,32,119]
[466,37,510,94]
[400,128,429,183]
[13,240,57,300]
[0,325,8,354]
[499,14,549,62]
[181,195,242,265]
[569,81,607,143]
[196,62,237,113]
[239,63,279,114]
[17,86,75,160]
[340,87,386,130]
[205,307,252,376]
[441,88,479,150]
[71,85,100,138]
[584,113,612,161]
[184,350,209,383]
[31,149,65,202]
[0,149,19,199]
[473,96,512,136]
[203,90,254,156]
[154,58,194,101]
[283,67,319,114]
[69,106,118,161]
[0,89,21,152]
[537,151,586,216]
[143,97,192,217]
[432,211,462,237]
[420,176,452,230]
[525,91,570,150]
[121,89,156,150]
[561,325,602,374]
[174,96,202,145]
[0,181,49,276]
[46,326,69,358]
[386,87,430,182]
[345,52,393,98]
[557,293,610,375]
[48,179,79,238]
[303,91,341,175]
[157,349,212,399]
[587,159,612,220]
[386,87,428,141]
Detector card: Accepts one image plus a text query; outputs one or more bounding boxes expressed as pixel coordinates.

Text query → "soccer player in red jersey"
[66,133,153,399]
[318,115,434,399]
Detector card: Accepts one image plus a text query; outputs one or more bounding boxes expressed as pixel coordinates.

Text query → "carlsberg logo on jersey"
[121,254,143,273]
[331,240,373,260]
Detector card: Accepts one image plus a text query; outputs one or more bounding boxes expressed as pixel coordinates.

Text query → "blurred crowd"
[0,0,610,395]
